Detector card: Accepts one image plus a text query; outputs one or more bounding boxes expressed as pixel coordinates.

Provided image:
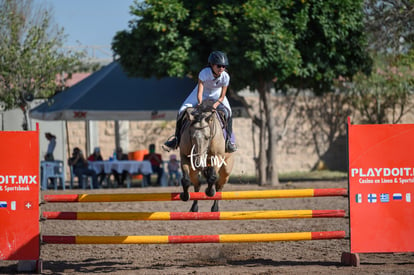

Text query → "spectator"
[68,147,98,188]
[44,132,56,161]
[43,132,57,187]
[167,154,181,186]
[143,144,163,186]
[88,147,103,161]
[88,147,105,186]
[112,147,129,186]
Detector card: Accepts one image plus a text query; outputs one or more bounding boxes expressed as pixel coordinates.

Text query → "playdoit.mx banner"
[0,128,39,260]
[348,120,414,253]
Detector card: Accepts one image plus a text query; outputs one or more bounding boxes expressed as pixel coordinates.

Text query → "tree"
[113,0,372,185]
[364,0,414,53]
[344,54,414,124]
[0,0,82,130]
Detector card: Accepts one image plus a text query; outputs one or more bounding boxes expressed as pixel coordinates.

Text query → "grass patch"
[279,170,347,182]
[229,170,347,184]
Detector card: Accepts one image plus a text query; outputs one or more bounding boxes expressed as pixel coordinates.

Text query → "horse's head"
[182,102,217,168]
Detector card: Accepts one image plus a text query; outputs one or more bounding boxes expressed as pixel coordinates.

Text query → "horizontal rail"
[42,209,346,220]
[43,188,347,203]
[42,231,346,244]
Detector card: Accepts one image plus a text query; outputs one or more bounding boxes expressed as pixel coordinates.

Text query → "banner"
[348,120,414,253]
[0,128,39,260]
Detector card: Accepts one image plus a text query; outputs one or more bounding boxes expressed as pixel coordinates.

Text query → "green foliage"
[345,54,414,124]
[113,0,372,94]
[364,0,414,53]
[286,0,372,94]
[113,0,191,78]
[0,0,82,111]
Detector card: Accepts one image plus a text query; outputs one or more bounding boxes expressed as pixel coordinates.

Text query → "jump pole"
[42,231,346,244]
[43,188,347,203]
[42,209,346,220]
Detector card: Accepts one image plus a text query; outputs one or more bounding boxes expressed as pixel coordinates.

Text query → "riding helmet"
[208,51,229,66]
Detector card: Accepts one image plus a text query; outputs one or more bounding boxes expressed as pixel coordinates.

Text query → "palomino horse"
[179,100,234,212]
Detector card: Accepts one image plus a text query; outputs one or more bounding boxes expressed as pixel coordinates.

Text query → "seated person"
[87,147,105,186]
[143,144,163,186]
[68,147,98,188]
[167,154,181,186]
[112,147,129,186]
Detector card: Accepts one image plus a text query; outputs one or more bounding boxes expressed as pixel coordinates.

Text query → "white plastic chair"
[40,161,65,190]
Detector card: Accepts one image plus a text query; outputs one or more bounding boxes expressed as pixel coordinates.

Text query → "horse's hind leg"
[211,176,228,212]
[211,182,223,212]
[211,182,221,212]
[189,184,200,212]
[211,157,233,212]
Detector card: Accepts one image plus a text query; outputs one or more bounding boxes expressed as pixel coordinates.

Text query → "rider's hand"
[213,102,220,109]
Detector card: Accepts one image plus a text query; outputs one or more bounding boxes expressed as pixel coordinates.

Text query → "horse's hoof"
[205,187,216,197]
[180,192,190,201]
[190,205,198,212]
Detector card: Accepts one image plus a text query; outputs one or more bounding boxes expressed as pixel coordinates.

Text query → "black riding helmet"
[208,51,229,66]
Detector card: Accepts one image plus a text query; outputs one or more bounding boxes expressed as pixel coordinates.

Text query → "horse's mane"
[185,100,217,124]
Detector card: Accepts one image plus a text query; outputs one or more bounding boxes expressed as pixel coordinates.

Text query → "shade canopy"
[30,61,245,121]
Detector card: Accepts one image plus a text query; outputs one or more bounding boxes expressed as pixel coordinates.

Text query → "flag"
[11,201,16,211]
[0,201,7,208]
[368,193,377,203]
[380,193,389,203]
[406,193,411,203]
[393,193,402,200]
[355,194,362,203]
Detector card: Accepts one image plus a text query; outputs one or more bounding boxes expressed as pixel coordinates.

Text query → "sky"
[34,0,135,59]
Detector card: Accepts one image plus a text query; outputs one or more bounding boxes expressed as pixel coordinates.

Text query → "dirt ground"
[1,180,414,274]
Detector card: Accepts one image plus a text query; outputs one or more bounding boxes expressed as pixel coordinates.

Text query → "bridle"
[189,108,218,158]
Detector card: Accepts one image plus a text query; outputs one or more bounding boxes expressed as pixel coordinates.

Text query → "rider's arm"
[197,79,204,105]
[214,85,228,109]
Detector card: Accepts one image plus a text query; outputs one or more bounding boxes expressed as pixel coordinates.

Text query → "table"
[88,160,153,188]
[88,160,153,175]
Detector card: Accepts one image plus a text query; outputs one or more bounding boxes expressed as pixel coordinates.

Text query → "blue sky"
[35,0,134,47]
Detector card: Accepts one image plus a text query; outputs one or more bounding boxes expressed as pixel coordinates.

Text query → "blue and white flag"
[380,193,389,203]
[406,193,411,203]
[393,193,402,201]
[368,193,377,203]
[0,201,7,208]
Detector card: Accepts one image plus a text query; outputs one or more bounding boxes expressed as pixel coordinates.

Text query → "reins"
[189,107,218,159]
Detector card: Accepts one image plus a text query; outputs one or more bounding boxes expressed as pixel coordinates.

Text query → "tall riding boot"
[163,114,184,151]
[225,116,237,153]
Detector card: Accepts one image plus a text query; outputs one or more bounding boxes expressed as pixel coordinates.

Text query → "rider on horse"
[163,51,237,153]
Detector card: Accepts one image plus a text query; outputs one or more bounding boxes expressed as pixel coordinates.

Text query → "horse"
[179,100,234,212]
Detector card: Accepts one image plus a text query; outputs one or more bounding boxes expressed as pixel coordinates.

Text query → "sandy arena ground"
[1,180,414,274]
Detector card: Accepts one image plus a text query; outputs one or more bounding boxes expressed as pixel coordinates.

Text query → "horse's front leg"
[180,173,191,201]
[189,169,200,212]
[180,163,192,202]
[204,166,217,197]
[211,182,222,212]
